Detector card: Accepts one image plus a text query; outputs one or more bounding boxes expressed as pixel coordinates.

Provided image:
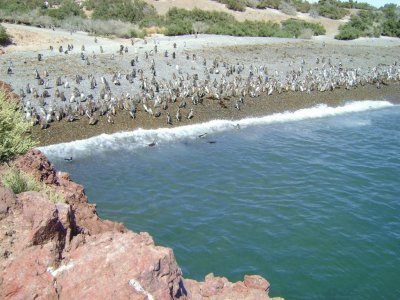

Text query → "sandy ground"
[1,23,400,146]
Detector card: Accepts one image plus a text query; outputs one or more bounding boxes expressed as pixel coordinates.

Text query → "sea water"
[41,101,400,299]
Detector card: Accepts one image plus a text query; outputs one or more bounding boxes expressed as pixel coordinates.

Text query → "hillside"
[144,0,346,37]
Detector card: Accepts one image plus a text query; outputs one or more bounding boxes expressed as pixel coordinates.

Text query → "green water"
[46,104,400,299]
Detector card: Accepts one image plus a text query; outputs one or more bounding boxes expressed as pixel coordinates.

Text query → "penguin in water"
[64,157,73,162]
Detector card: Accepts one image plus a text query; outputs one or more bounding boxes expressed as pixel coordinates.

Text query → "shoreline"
[33,82,400,146]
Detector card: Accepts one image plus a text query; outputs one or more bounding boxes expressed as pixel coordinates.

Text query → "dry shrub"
[60,18,145,38]
[145,26,166,35]
[298,28,314,39]
[192,21,209,34]
[279,1,297,16]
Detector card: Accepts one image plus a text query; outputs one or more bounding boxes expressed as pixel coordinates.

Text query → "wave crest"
[39,100,394,159]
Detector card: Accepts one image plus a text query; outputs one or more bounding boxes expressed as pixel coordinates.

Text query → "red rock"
[244,274,271,291]
[0,150,283,300]
[13,149,57,185]
[54,231,186,300]
[0,187,17,220]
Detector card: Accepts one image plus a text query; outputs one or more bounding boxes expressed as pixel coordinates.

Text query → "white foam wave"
[39,100,394,159]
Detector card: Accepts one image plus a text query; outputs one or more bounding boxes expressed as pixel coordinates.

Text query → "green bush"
[0,0,45,13]
[46,0,85,20]
[2,167,65,203]
[0,24,10,45]
[291,0,311,13]
[381,4,400,37]
[335,26,361,39]
[214,0,247,11]
[382,18,400,37]
[281,18,326,37]
[91,0,157,23]
[313,0,349,20]
[0,90,37,163]
[2,168,41,194]
[165,19,193,35]
[335,9,384,40]
[338,1,374,10]
[225,0,247,11]
[257,0,281,9]
[162,7,326,37]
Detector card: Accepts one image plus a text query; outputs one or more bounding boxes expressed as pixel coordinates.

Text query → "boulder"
[0,187,17,220]
[0,150,283,299]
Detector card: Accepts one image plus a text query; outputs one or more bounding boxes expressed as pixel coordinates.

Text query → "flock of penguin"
[4,36,400,131]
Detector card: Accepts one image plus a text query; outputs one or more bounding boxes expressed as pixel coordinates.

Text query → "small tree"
[0,90,37,163]
[0,25,10,45]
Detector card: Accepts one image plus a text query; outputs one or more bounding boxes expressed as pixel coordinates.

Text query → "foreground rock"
[0,149,282,299]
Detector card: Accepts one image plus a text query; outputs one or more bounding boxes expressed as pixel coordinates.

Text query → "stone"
[0,150,283,300]
[0,187,17,220]
[244,274,271,291]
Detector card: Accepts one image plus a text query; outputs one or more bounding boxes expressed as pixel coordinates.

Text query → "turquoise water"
[43,102,400,299]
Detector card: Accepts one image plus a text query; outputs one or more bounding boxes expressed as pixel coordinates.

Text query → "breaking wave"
[39,100,394,159]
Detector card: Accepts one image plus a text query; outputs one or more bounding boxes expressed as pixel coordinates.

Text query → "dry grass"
[1,167,65,203]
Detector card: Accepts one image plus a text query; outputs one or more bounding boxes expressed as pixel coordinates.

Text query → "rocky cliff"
[0,149,282,300]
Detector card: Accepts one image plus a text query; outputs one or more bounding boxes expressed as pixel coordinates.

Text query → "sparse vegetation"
[2,167,65,203]
[2,168,41,194]
[0,90,37,163]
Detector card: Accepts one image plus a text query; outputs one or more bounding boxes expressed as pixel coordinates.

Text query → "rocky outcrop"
[0,149,282,299]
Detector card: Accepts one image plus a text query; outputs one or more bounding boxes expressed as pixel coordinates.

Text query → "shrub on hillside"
[0,90,37,163]
[298,28,314,39]
[281,18,326,37]
[0,0,45,13]
[91,0,157,23]
[335,9,383,40]
[0,24,10,45]
[381,4,400,37]
[256,0,281,9]
[226,0,247,11]
[214,0,247,12]
[335,26,361,39]
[163,7,326,37]
[279,1,297,16]
[382,18,400,37]
[313,0,349,20]
[46,0,85,20]
[291,0,311,13]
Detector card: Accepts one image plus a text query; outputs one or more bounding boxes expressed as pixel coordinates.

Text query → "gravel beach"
[1,23,400,146]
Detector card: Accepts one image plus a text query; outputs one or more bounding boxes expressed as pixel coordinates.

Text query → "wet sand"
[32,82,400,146]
